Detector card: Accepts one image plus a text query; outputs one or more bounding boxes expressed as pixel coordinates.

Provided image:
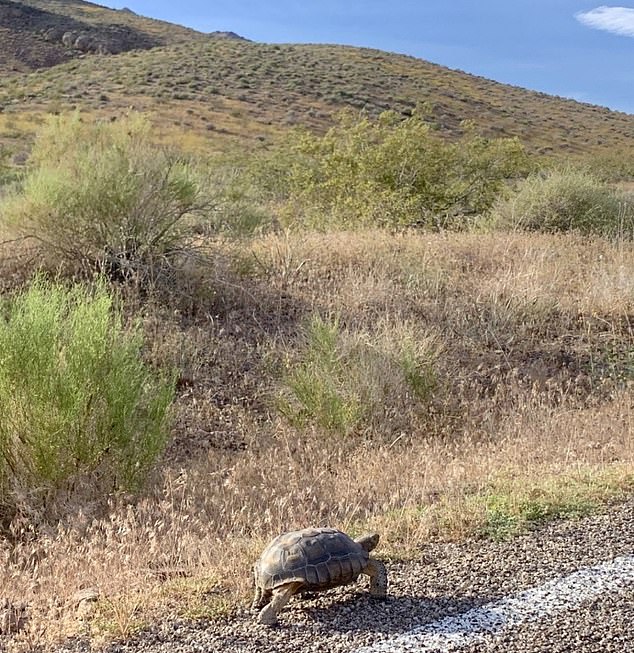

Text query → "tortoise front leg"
[364,559,388,597]
[257,582,303,625]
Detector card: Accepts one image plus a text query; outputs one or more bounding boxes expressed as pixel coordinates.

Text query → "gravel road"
[60,499,634,653]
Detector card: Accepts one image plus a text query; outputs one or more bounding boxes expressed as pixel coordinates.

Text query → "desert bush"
[0,145,22,191]
[491,168,634,237]
[585,148,634,183]
[253,109,529,229]
[0,146,10,186]
[0,111,206,280]
[0,278,174,526]
[201,158,277,237]
[279,314,439,436]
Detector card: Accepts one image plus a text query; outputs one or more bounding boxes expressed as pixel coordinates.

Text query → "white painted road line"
[354,555,634,652]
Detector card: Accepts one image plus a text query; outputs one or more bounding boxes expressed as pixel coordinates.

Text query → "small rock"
[72,587,100,619]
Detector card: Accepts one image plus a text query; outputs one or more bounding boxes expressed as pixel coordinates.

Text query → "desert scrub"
[491,167,634,237]
[279,314,440,436]
[200,155,278,237]
[0,278,174,527]
[0,111,206,279]
[253,109,529,229]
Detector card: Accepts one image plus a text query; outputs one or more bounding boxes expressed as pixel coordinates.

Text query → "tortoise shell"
[255,527,370,591]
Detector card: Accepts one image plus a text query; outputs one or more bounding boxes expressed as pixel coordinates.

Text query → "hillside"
[1,34,633,159]
[0,0,632,159]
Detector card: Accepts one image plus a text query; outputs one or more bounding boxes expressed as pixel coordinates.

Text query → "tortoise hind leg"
[252,563,271,610]
[257,582,303,625]
[364,559,388,597]
[252,586,270,611]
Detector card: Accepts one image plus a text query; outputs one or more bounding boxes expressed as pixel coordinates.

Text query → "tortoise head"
[355,532,380,552]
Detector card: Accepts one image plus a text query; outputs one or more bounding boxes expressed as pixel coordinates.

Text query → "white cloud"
[576,6,634,37]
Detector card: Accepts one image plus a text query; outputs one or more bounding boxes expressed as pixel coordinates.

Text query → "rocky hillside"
[0,0,205,75]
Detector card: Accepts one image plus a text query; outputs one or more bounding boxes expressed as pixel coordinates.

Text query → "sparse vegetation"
[0,0,204,78]
[477,472,613,541]
[3,37,634,159]
[4,228,634,649]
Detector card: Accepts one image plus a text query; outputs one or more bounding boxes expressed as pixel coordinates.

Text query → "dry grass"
[2,230,634,650]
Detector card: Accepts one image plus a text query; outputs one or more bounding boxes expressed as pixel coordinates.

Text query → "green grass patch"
[279,314,439,435]
[476,468,634,540]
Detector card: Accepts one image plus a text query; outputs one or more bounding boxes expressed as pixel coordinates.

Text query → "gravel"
[57,499,634,653]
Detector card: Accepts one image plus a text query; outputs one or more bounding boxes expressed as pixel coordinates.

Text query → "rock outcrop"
[0,0,170,74]
[208,30,248,40]
[55,24,157,55]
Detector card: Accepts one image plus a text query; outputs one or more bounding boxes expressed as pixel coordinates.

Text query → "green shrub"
[253,109,529,229]
[585,148,634,183]
[280,317,361,434]
[0,111,204,278]
[491,168,634,237]
[0,278,174,520]
[279,315,439,436]
[0,146,22,190]
[201,158,277,237]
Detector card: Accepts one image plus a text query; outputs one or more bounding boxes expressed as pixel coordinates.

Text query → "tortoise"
[252,527,387,625]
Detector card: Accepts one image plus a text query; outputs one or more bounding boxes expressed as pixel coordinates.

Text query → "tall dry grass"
[1,230,634,650]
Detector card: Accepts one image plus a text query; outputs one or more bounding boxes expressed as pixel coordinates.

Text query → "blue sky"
[100,1,634,114]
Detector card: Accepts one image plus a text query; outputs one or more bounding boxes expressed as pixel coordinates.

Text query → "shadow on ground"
[283,589,499,635]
